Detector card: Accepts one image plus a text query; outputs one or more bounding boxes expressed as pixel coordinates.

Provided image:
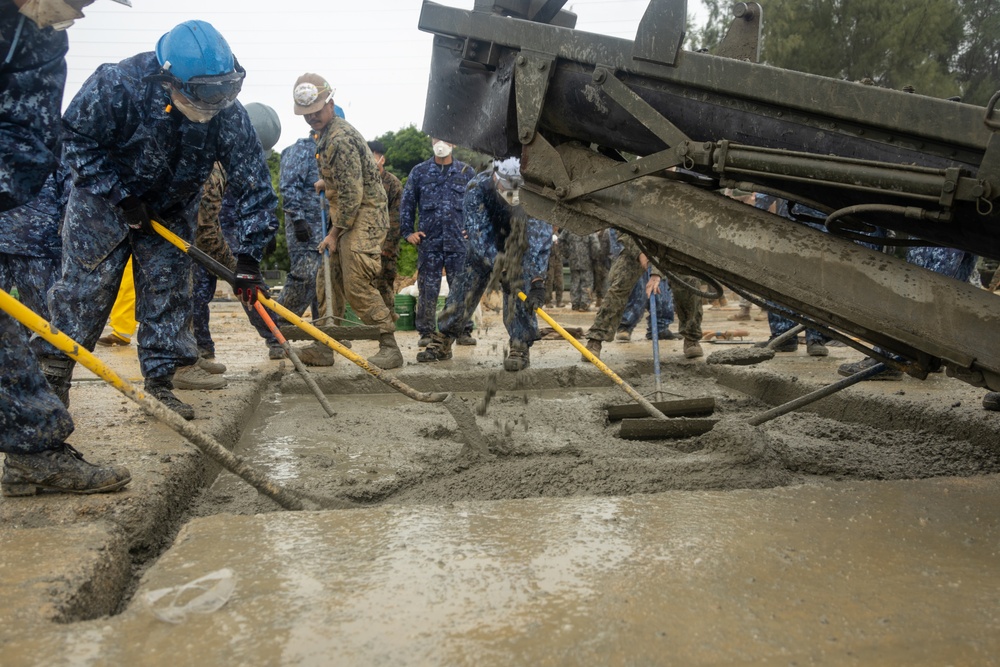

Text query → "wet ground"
[3,296,1000,664]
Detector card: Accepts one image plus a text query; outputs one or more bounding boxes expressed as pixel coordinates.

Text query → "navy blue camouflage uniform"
[400,157,475,337]
[278,136,324,319]
[619,267,675,338]
[0,167,70,315]
[437,172,552,346]
[1,7,73,456]
[33,52,278,381]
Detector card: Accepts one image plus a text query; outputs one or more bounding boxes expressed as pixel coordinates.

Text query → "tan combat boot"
[368,333,404,369]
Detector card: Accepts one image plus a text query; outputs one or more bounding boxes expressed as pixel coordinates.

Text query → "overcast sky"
[65,0,707,152]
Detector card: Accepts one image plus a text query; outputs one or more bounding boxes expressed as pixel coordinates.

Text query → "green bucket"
[394,294,416,331]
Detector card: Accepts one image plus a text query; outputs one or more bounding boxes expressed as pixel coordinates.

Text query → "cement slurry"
[3,298,1000,665]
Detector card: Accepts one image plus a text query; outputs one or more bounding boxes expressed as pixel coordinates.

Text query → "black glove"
[119,196,152,234]
[291,219,311,243]
[233,254,268,306]
[525,280,547,311]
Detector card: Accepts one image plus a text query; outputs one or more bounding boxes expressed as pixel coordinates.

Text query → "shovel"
[153,222,488,457]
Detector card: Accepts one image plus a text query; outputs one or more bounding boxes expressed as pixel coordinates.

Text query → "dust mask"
[18,0,94,30]
[169,89,220,124]
[432,141,453,159]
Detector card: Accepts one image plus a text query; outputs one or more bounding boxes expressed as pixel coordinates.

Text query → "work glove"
[233,254,268,306]
[525,280,547,311]
[119,196,152,234]
[291,219,311,243]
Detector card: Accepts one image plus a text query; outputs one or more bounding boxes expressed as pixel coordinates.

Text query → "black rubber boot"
[2,443,131,496]
[416,332,453,362]
[145,374,195,420]
[39,356,74,408]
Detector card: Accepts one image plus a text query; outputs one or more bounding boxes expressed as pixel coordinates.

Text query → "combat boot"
[296,342,334,366]
[984,392,1000,412]
[728,305,751,321]
[39,356,74,408]
[504,342,530,372]
[173,364,227,390]
[145,375,195,420]
[368,333,404,369]
[197,354,227,374]
[582,338,602,361]
[457,333,477,346]
[416,332,453,362]
[683,339,704,359]
[2,443,131,496]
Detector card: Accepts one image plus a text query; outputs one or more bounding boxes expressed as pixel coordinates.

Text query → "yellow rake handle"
[517,291,667,421]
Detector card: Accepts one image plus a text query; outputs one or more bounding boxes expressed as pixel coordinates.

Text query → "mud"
[188,367,1000,519]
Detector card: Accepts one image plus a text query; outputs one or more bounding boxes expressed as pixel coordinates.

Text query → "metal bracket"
[591,66,691,147]
[985,89,1000,131]
[563,145,699,200]
[631,0,686,67]
[714,3,763,62]
[514,50,556,144]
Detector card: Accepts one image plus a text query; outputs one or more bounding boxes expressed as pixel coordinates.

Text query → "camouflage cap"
[292,73,333,115]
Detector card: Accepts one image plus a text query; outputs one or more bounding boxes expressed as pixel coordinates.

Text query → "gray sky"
[65,1,707,152]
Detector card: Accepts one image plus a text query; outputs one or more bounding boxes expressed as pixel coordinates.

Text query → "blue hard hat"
[156,20,235,83]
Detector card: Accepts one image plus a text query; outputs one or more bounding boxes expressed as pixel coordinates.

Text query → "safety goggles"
[178,62,246,110]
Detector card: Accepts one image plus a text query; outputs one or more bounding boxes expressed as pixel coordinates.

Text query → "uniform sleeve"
[381,173,403,257]
[525,217,554,282]
[279,142,318,224]
[0,12,67,211]
[216,107,279,260]
[463,178,492,259]
[399,165,419,238]
[320,136,363,231]
[61,64,140,206]
[194,163,236,271]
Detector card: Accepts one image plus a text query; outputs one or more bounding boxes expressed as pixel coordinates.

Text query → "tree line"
[689,0,998,104]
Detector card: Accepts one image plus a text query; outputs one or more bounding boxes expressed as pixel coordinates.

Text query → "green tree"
[952,0,1000,105]
[262,150,289,272]
[685,0,729,52]
[758,0,963,97]
[374,124,433,180]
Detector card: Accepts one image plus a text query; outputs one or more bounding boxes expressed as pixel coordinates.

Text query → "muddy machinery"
[417,0,1000,392]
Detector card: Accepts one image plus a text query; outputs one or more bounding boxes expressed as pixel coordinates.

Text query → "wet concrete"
[11,478,1000,665]
[3,298,1000,665]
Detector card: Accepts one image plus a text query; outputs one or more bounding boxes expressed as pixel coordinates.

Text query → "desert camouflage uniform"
[376,167,403,312]
[588,232,699,342]
[544,229,564,306]
[591,228,611,303]
[560,229,594,309]
[315,116,393,333]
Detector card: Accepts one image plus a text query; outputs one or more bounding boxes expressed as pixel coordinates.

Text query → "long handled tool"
[518,291,668,421]
[622,361,891,441]
[278,194,379,342]
[153,222,488,457]
[706,324,806,366]
[648,292,664,401]
[251,301,336,418]
[0,288,331,511]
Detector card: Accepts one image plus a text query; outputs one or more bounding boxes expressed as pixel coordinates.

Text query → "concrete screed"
[2,296,1000,665]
